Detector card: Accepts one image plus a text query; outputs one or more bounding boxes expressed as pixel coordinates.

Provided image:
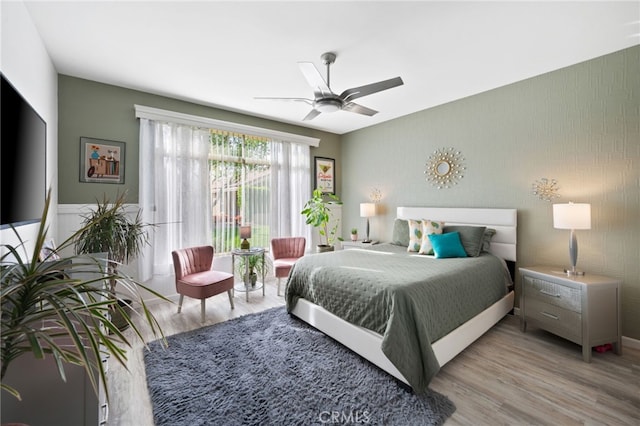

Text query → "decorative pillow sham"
[391,218,410,247]
[407,219,423,252]
[482,228,497,252]
[418,220,444,255]
[443,225,487,257]
[428,232,468,258]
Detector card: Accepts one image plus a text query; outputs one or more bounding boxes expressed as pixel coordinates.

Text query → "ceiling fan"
[256,52,404,121]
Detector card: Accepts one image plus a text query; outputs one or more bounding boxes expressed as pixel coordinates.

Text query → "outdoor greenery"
[209,132,272,253]
[1,190,166,402]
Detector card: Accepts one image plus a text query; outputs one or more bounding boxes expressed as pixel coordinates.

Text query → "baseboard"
[512,306,640,350]
[622,336,640,350]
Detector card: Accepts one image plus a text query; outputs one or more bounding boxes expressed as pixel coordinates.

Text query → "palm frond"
[1,188,167,402]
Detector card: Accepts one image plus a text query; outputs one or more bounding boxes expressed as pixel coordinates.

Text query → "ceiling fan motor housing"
[314,97,342,113]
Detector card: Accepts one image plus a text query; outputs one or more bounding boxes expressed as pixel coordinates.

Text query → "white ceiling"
[23,1,639,135]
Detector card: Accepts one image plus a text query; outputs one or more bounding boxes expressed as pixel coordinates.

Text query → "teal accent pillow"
[428,232,468,258]
[443,225,487,257]
[391,219,410,246]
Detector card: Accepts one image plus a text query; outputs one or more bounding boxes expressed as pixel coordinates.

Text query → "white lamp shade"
[360,203,376,218]
[553,203,591,230]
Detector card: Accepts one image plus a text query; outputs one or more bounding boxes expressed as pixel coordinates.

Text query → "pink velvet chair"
[171,245,234,322]
[270,237,306,296]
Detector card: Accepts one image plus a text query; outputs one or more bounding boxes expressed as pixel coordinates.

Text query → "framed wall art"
[79,137,125,184]
[314,157,335,194]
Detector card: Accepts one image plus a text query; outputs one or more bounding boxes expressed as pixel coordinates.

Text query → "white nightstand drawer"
[524,298,582,343]
[523,276,581,313]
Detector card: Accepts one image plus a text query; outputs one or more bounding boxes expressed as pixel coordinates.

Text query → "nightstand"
[519,266,621,362]
[341,240,379,250]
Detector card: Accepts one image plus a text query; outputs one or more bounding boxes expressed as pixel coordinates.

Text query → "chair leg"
[201,299,206,323]
[277,277,281,296]
[227,290,235,309]
[177,294,184,313]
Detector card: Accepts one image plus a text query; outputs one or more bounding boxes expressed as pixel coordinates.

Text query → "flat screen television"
[1,73,47,229]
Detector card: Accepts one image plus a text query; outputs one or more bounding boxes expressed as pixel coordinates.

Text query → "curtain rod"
[134,104,320,147]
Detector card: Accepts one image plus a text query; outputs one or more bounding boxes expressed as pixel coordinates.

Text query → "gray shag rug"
[144,306,455,425]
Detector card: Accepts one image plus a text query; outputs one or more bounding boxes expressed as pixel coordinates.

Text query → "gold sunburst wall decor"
[369,187,382,203]
[424,147,465,189]
[532,178,560,201]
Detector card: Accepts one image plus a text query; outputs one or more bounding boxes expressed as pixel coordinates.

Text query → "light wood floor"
[108,277,640,425]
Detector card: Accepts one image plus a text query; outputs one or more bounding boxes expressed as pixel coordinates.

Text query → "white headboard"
[397,207,517,262]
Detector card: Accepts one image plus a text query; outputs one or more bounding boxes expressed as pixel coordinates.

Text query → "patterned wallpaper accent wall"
[340,46,639,340]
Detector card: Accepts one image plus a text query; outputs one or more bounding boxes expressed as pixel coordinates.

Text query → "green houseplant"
[1,190,166,403]
[301,188,343,252]
[73,193,151,329]
[235,254,270,287]
[350,228,358,241]
[74,192,150,295]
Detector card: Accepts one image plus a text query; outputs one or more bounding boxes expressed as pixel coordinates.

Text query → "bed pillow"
[428,232,468,258]
[443,225,487,257]
[482,228,497,252]
[391,218,410,246]
[407,219,423,252]
[418,220,445,255]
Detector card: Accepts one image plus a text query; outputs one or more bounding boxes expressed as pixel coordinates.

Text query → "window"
[210,131,271,253]
[136,105,318,281]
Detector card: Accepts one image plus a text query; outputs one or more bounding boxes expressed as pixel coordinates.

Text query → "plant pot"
[316,245,335,253]
[350,234,358,241]
[110,299,133,331]
[250,272,258,287]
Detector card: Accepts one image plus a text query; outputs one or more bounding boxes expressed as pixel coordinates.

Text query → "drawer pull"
[541,311,559,320]
[539,289,561,298]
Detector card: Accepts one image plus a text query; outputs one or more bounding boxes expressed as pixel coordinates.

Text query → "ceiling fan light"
[314,98,342,113]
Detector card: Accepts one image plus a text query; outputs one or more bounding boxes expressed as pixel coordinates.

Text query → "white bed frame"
[291,207,517,386]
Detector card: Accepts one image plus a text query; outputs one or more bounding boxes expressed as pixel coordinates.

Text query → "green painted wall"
[59,46,639,340]
[341,46,640,340]
[57,75,341,204]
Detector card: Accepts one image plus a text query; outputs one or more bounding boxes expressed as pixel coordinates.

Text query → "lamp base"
[564,268,585,276]
[362,239,372,244]
[241,239,250,250]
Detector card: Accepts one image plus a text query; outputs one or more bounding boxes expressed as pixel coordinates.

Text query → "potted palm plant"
[73,192,151,330]
[1,189,166,405]
[301,188,343,252]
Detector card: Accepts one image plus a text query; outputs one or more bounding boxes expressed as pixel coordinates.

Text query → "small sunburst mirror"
[424,148,465,189]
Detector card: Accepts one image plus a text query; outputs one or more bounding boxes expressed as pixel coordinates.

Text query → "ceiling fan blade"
[254,97,314,105]
[302,109,321,121]
[339,76,404,102]
[298,62,331,96]
[342,102,378,116]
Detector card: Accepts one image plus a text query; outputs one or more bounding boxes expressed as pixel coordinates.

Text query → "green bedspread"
[285,244,510,393]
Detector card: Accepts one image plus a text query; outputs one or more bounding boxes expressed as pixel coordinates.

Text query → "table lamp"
[360,203,376,243]
[240,225,251,250]
[553,202,591,276]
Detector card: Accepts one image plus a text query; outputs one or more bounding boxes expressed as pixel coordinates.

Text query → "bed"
[285,207,517,393]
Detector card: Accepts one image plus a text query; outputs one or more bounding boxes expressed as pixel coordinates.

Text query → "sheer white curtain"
[137,106,317,282]
[270,141,311,242]
[139,118,212,282]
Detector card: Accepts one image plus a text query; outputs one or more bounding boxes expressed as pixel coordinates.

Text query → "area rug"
[144,306,455,425]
